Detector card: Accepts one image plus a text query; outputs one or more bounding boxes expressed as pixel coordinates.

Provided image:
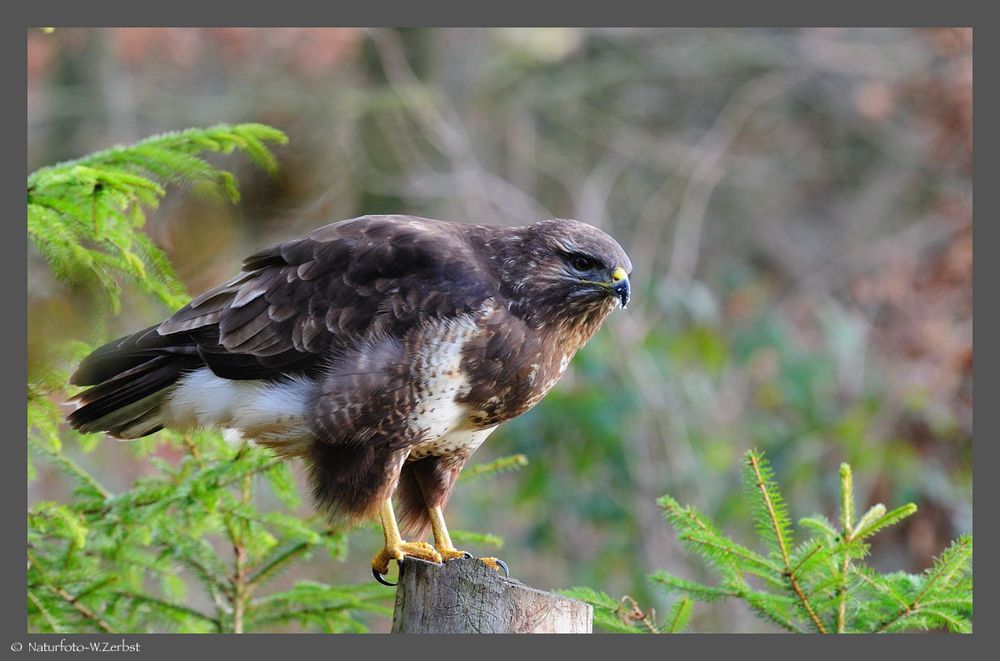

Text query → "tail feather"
[72,391,168,440]
[70,325,199,386]
[67,326,202,439]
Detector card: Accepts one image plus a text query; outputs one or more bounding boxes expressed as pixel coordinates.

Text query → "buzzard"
[67,215,632,584]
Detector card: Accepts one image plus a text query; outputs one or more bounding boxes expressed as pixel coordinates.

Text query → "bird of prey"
[67,214,632,584]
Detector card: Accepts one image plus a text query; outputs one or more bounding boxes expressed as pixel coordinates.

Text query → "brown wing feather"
[156,215,496,381]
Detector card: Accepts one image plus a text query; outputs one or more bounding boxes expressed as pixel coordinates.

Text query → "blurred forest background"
[27,28,971,633]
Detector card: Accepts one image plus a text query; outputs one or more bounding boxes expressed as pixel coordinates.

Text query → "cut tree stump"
[390,557,593,633]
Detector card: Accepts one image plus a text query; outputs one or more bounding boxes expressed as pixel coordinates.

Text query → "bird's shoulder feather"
[157,215,498,381]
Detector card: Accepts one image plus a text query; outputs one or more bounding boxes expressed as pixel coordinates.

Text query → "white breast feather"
[408,425,498,460]
[406,314,492,460]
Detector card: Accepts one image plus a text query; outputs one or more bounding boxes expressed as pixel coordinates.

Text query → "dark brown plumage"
[68,214,632,570]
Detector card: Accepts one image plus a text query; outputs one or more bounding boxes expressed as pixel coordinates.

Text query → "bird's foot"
[437,547,474,562]
[437,547,509,577]
[478,557,510,577]
[371,541,443,586]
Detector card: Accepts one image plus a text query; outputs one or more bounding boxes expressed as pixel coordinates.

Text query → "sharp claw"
[463,551,474,559]
[496,559,510,577]
[373,567,397,586]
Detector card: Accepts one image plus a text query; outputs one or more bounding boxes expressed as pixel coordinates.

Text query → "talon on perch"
[372,500,510,585]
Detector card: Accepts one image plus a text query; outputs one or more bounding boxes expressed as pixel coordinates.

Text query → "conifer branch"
[29,551,113,633]
[27,436,111,501]
[457,453,529,482]
[851,566,910,611]
[836,463,853,633]
[247,542,312,589]
[27,123,287,310]
[746,451,827,633]
[28,589,64,633]
[648,572,737,602]
[664,597,693,633]
[224,474,252,633]
[853,504,918,541]
[791,543,824,577]
[839,463,853,532]
[648,451,968,634]
[111,592,219,630]
[873,535,973,633]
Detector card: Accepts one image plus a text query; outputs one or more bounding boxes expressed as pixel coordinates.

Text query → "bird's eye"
[569,254,597,271]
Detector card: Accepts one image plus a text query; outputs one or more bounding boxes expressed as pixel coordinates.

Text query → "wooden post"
[391,557,593,633]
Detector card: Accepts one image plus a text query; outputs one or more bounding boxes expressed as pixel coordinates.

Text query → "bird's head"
[499,218,633,326]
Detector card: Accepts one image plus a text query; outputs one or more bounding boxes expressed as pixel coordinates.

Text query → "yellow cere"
[611,267,628,283]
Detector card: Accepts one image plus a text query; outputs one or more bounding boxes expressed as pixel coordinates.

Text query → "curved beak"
[611,267,630,309]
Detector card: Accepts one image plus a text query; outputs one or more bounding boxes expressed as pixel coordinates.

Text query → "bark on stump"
[390,557,592,633]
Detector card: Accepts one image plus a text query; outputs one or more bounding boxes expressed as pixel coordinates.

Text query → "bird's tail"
[66,325,203,440]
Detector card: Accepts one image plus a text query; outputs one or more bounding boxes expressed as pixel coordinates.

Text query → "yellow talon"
[438,548,472,562]
[371,540,442,576]
[370,502,511,585]
[372,500,443,584]
[479,557,506,574]
[427,505,510,577]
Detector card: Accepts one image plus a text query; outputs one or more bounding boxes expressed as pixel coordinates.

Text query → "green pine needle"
[458,453,529,482]
[663,597,693,633]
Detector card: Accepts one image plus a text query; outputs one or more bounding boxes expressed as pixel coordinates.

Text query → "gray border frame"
[8,2,988,657]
